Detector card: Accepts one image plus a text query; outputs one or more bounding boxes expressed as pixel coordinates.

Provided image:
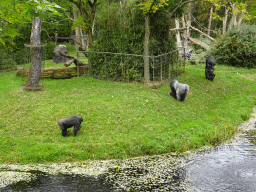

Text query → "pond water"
[184,131,256,191]
[1,110,256,191]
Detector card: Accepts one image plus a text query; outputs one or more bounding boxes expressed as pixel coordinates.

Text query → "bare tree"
[69,0,98,48]
[207,3,213,37]
[144,14,150,84]
[175,18,182,56]
[223,4,229,35]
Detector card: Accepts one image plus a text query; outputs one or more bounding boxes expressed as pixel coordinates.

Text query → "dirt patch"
[240,74,256,81]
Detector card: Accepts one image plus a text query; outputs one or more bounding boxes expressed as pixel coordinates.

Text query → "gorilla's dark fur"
[205,55,216,81]
[58,115,83,136]
[169,80,189,101]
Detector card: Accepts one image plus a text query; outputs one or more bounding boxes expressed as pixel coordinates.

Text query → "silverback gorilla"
[169,80,189,101]
[58,115,83,136]
[205,55,216,81]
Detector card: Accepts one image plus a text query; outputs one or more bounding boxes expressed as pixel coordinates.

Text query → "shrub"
[210,24,256,68]
[45,41,56,60]
[0,48,16,69]
[88,2,175,81]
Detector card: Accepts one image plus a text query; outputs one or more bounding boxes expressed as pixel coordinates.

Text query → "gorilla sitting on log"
[58,115,83,136]
[169,80,189,101]
[205,55,216,81]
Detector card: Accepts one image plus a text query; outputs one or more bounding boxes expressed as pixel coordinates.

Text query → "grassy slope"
[0,63,255,164]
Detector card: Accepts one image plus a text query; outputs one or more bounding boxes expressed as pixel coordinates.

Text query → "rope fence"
[77,48,185,83]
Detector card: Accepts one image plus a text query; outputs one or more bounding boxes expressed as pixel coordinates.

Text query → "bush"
[45,41,56,60]
[88,2,175,81]
[0,48,16,69]
[210,24,256,68]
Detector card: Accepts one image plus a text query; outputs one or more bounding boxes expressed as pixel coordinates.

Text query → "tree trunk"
[182,16,188,52]
[175,18,182,56]
[237,13,244,25]
[188,36,210,51]
[186,3,191,41]
[25,17,42,89]
[144,14,150,84]
[87,0,97,48]
[223,5,228,35]
[80,28,86,49]
[207,4,213,37]
[73,5,83,49]
[228,3,237,30]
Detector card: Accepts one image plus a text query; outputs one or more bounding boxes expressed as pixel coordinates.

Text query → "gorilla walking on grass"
[58,115,83,136]
[169,80,189,101]
[205,55,216,81]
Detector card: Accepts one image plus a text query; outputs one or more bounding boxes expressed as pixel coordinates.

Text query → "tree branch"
[190,25,216,42]
[59,51,87,67]
[169,0,195,18]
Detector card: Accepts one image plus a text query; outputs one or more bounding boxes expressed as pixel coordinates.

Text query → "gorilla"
[205,66,215,81]
[58,115,83,136]
[169,80,189,101]
[206,55,216,68]
[205,55,216,81]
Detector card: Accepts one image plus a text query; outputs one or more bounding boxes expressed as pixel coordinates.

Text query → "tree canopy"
[0,0,62,46]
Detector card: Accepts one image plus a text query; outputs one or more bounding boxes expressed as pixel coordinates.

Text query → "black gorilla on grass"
[169,80,189,101]
[58,115,83,136]
[205,55,216,81]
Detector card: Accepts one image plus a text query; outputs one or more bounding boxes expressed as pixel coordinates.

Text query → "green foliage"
[88,2,175,81]
[0,0,65,47]
[45,41,56,60]
[0,48,16,69]
[137,0,169,14]
[0,64,255,163]
[210,24,256,68]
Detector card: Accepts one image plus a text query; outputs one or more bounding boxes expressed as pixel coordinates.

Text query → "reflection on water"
[3,171,115,192]
[2,124,256,191]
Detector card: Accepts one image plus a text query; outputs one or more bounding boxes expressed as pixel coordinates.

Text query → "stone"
[53,45,69,64]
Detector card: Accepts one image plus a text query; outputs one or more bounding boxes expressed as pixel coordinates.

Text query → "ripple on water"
[185,133,256,192]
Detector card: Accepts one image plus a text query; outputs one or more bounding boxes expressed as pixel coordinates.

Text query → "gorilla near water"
[169,80,189,101]
[205,55,216,81]
[58,115,83,136]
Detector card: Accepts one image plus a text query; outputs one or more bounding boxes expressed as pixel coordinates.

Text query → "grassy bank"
[0,63,255,164]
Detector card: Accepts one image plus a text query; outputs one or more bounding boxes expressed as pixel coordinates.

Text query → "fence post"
[160,56,163,82]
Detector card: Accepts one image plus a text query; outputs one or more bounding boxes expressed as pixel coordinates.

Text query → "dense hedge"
[88,2,176,81]
[210,24,256,68]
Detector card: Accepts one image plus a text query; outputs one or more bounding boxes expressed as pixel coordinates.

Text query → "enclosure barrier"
[77,48,185,83]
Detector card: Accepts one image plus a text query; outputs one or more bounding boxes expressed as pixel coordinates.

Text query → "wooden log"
[58,51,87,67]
[17,66,89,79]
[64,59,75,67]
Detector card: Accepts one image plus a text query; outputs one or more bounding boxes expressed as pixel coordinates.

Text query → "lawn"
[0,63,255,164]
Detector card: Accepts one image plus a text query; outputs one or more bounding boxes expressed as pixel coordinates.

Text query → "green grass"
[0,63,255,164]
